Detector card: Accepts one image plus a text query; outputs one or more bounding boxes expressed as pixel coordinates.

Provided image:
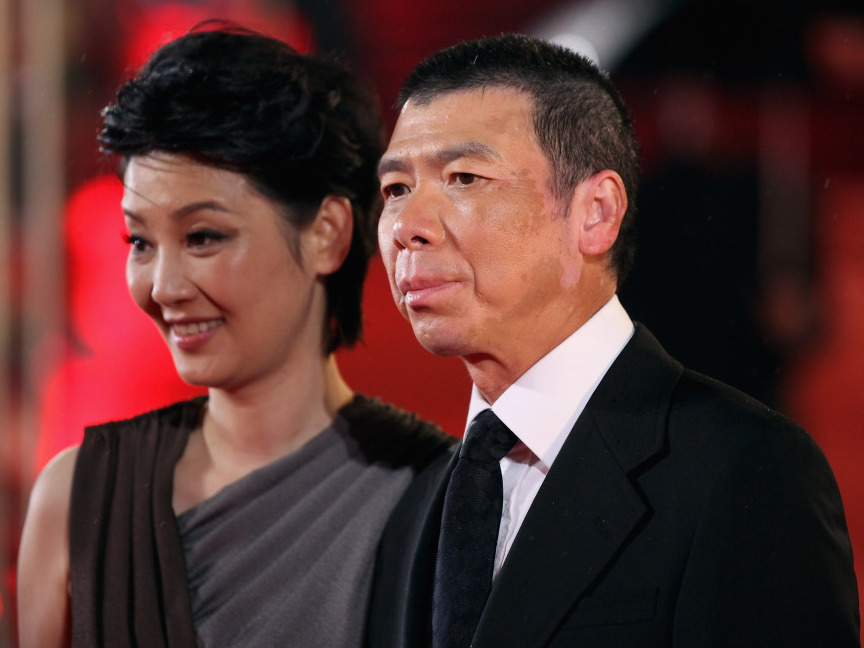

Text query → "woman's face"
[122,152,327,393]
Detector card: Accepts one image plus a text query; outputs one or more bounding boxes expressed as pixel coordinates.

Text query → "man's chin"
[413,332,465,358]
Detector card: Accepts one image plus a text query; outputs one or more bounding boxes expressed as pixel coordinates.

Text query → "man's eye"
[382,183,409,199]
[452,173,478,186]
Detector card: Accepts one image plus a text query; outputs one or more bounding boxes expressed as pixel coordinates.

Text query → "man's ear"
[576,170,627,256]
[307,195,353,276]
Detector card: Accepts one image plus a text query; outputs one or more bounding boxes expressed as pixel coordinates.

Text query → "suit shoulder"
[668,369,833,480]
[673,368,803,436]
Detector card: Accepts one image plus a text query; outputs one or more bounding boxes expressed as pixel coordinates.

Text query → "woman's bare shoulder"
[17,446,79,648]
[29,446,79,509]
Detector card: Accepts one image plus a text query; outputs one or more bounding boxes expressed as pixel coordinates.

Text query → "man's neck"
[464,287,621,404]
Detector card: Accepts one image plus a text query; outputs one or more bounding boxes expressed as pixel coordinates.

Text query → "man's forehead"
[382,89,534,164]
[403,84,532,110]
[397,87,532,132]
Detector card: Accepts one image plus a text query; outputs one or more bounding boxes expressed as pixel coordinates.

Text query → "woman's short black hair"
[99,23,384,353]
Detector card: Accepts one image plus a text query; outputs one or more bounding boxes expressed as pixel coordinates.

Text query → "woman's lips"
[168,318,224,350]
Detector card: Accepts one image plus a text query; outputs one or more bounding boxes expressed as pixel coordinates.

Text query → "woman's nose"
[148,251,196,306]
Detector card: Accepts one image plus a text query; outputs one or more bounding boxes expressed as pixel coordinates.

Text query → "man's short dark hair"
[398,33,639,283]
[99,24,384,353]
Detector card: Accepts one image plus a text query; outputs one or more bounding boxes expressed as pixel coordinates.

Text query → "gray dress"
[69,394,453,648]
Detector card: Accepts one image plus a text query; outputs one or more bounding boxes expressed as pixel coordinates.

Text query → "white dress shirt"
[464,295,634,575]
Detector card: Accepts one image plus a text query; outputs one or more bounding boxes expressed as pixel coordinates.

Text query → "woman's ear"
[577,169,627,256]
[306,195,354,276]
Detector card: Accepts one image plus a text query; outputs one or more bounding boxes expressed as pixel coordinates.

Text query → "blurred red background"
[2,0,863,644]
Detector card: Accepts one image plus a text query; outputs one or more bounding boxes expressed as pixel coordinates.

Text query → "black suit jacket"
[369,325,860,647]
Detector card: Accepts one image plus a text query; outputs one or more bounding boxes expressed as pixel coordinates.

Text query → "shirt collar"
[466,295,634,469]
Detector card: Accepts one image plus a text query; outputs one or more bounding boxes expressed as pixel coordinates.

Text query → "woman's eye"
[186,230,225,247]
[123,234,150,253]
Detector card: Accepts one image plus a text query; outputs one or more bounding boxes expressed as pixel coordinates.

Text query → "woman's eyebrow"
[123,201,236,223]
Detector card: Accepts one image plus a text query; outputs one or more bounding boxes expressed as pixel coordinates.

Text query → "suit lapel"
[394,449,459,648]
[472,325,683,648]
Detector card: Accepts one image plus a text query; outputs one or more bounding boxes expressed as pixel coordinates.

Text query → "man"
[369,33,860,647]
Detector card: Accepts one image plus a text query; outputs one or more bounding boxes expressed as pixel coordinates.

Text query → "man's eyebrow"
[378,141,500,178]
[377,156,407,178]
[435,141,500,165]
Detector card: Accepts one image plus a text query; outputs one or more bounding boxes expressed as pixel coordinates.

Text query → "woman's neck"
[173,354,353,514]
[204,354,352,462]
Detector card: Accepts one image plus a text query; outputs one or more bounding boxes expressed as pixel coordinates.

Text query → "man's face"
[378,88,600,375]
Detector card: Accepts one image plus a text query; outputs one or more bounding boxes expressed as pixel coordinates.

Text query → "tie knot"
[461,409,518,464]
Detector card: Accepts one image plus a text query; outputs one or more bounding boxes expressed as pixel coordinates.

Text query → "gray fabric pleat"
[176,413,414,647]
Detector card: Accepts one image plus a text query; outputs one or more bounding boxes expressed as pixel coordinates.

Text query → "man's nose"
[391,187,446,251]
[150,251,196,306]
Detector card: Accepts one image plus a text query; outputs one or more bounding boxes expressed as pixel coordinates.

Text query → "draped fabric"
[69,395,453,648]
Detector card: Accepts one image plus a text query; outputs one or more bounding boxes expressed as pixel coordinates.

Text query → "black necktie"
[431,409,518,648]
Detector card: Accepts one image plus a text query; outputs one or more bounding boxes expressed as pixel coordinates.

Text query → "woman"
[17,26,452,648]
